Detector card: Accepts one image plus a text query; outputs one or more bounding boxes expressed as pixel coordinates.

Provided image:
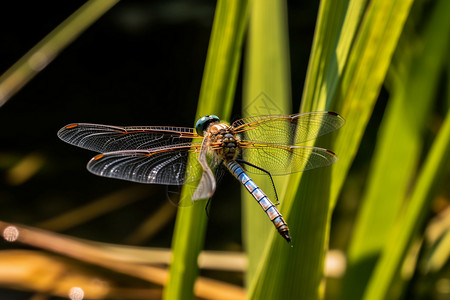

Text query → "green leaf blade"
[242,0,292,286]
[163,1,248,299]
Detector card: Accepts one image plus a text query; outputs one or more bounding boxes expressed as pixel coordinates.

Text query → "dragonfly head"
[195,115,220,136]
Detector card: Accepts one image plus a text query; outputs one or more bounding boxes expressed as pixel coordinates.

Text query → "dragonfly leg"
[235,159,280,205]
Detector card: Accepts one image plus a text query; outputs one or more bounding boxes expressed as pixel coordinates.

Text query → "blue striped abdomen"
[225,160,291,243]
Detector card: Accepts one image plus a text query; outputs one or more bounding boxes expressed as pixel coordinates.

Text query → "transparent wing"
[239,143,338,175]
[191,134,217,200]
[58,123,200,153]
[87,143,204,185]
[232,111,344,145]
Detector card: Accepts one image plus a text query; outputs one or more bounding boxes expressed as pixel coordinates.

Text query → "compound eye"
[195,115,220,136]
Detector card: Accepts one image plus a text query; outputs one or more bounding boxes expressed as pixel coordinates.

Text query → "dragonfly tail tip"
[281,232,291,243]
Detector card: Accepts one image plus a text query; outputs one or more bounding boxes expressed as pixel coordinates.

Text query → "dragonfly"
[57,111,344,243]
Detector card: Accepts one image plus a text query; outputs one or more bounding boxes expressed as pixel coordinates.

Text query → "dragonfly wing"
[87,143,203,185]
[191,133,218,200]
[240,144,338,175]
[58,123,199,153]
[232,111,344,145]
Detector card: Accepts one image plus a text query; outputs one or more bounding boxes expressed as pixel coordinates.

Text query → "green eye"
[195,115,220,136]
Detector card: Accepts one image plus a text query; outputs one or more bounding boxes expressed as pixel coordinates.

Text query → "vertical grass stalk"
[242,0,291,285]
[163,1,248,299]
[249,0,414,299]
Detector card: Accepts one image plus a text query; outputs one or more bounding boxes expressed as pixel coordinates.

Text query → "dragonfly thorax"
[208,123,240,161]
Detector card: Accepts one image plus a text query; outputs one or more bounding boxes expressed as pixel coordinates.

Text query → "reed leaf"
[356,1,450,299]
[364,107,450,298]
[331,0,414,204]
[340,0,450,298]
[242,0,291,284]
[249,0,413,299]
[163,1,248,299]
[0,0,119,107]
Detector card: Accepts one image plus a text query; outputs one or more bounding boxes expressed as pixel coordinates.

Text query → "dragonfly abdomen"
[225,160,291,243]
